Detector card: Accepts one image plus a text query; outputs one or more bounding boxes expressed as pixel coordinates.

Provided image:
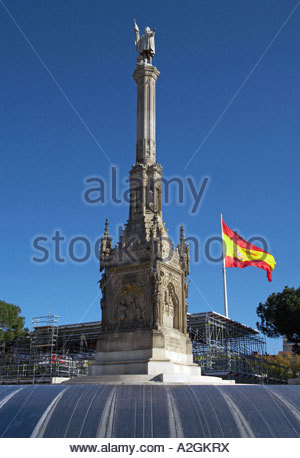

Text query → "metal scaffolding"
[0,312,289,384]
[0,316,100,384]
[188,311,289,384]
[31,315,59,361]
[54,321,100,358]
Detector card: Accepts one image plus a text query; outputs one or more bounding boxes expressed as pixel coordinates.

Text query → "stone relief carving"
[113,280,147,329]
[166,283,179,315]
[116,298,145,326]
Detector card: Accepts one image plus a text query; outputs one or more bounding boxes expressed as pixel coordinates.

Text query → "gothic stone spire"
[100,218,113,272]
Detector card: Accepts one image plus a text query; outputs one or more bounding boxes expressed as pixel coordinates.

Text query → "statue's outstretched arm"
[134,19,140,45]
[151,27,157,37]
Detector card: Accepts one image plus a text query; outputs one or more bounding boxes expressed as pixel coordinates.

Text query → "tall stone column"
[133,64,160,165]
[89,27,206,383]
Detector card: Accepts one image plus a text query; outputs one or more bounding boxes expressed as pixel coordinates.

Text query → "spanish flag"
[222,219,276,282]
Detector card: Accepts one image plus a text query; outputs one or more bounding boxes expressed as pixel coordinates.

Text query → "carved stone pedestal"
[90,328,201,381]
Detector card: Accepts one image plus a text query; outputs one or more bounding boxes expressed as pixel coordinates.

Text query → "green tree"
[257,286,300,354]
[0,300,28,341]
[264,352,300,378]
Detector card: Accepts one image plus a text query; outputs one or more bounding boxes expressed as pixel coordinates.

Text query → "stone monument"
[89,22,229,383]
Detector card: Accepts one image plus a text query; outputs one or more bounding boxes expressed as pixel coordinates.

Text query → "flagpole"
[221,213,229,318]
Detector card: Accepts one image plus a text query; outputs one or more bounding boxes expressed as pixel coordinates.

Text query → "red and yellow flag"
[222,220,276,282]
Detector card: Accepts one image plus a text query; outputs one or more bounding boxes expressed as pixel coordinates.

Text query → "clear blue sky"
[1,0,299,354]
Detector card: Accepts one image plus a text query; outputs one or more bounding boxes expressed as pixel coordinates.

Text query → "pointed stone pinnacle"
[180,225,185,242]
[104,218,109,237]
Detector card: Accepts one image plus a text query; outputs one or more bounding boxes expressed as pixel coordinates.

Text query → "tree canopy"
[0,300,27,341]
[257,286,300,354]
